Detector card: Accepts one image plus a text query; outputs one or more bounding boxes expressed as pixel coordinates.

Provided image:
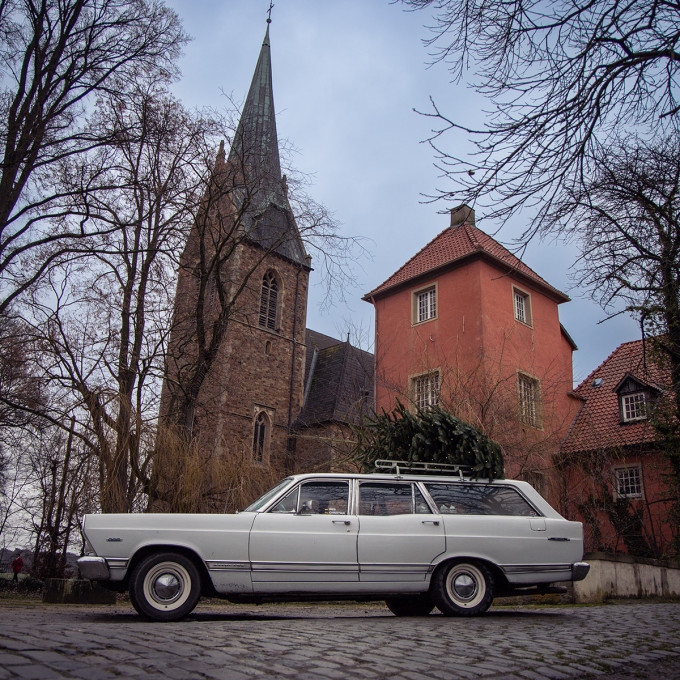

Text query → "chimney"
[450,204,475,227]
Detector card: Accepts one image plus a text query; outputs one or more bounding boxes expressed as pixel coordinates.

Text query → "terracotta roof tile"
[561,339,668,455]
[364,222,568,302]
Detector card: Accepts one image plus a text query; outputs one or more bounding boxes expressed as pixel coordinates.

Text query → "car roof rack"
[374,459,471,478]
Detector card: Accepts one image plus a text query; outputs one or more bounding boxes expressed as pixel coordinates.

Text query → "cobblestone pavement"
[1,600,679,680]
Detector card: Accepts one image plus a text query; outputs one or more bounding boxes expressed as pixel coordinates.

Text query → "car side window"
[270,487,299,513]
[297,481,349,515]
[359,482,423,516]
[414,485,432,514]
[425,483,538,517]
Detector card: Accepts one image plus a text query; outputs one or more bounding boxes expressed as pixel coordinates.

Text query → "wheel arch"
[127,545,216,596]
[430,555,508,593]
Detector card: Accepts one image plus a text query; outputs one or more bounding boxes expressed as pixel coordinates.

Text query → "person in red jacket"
[10,550,23,582]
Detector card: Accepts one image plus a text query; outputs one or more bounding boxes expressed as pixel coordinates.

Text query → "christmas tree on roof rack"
[352,402,504,481]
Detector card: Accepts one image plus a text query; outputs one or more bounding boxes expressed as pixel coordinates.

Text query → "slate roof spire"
[228,24,282,197]
[227,21,308,266]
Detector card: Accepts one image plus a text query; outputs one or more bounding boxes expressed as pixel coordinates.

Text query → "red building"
[364,206,580,504]
[560,339,676,557]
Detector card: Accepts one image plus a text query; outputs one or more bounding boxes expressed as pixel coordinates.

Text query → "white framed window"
[513,287,532,326]
[621,392,647,422]
[412,371,440,410]
[615,466,643,499]
[518,373,541,427]
[412,284,437,324]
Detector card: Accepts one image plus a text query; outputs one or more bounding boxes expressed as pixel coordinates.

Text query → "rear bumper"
[77,556,110,580]
[572,561,590,581]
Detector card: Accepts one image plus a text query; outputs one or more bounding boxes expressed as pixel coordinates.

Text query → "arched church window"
[253,411,269,463]
[259,271,279,330]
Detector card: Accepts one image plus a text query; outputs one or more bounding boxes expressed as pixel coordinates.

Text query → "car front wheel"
[385,594,435,617]
[130,552,201,621]
[432,560,494,616]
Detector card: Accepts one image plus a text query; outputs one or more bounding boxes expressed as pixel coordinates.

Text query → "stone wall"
[573,552,680,603]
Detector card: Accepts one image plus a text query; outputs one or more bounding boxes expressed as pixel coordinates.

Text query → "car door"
[356,481,445,585]
[249,479,359,591]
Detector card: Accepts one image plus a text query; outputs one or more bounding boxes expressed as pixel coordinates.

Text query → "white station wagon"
[78,463,590,621]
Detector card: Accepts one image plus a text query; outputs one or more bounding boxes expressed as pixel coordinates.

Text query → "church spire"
[227,23,283,206]
[226,21,308,267]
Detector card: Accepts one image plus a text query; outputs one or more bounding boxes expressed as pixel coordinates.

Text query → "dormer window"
[615,373,657,424]
[621,392,647,422]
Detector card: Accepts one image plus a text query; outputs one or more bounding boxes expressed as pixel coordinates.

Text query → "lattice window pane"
[417,288,436,323]
[414,372,440,410]
[622,392,647,421]
[518,374,540,426]
[616,467,642,498]
[514,291,526,323]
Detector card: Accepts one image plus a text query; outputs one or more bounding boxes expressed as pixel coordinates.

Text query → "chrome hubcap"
[153,573,181,601]
[452,573,477,600]
[142,561,191,610]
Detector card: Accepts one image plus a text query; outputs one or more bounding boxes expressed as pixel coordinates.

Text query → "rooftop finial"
[267,1,274,23]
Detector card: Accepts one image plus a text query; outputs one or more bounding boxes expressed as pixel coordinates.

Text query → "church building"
[158,23,373,510]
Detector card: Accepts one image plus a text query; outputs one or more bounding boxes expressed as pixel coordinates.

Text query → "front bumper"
[77,556,110,580]
[572,561,590,581]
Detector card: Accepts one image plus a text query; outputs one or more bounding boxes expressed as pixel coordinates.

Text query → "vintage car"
[77,464,590,621]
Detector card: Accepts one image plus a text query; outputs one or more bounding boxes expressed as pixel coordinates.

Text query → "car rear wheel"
[385,594,435,617]
[432,560,494,616]
[130,552,201,621]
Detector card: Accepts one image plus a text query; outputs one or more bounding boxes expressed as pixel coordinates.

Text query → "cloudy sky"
[165,0,640,385]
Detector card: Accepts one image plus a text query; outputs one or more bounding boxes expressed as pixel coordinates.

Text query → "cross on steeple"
[267,1,274,23]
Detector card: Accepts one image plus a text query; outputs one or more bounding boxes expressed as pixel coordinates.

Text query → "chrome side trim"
[502,564,572,575]
[251,562,357,573]
[206,561,251,572]
[359,563,431,575]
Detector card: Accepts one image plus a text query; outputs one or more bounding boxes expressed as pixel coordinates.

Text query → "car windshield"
[244,478,293,512]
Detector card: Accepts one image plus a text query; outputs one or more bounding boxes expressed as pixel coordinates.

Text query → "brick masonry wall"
[188,240,309,466]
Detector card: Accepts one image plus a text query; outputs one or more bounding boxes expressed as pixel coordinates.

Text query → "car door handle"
[548,537,571,541]
[332,520,351,525]
[421,520,440,526]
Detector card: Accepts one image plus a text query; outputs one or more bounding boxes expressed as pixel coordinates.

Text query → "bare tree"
[30,422,95,578]
[0,314,43,428]
[0,0,187,314]
[399,0,680,237]
[560,137,680,398]
[16,83,215,513]
[553,136,680,538]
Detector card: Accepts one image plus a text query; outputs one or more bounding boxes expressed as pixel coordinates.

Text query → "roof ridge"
[365,225,452,297]
[463,222,482,250]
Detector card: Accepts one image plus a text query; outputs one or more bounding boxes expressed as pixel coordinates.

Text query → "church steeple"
[227,23,308,267]
[228,25,282,200]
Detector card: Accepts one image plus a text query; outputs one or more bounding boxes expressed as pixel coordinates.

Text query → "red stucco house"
[363,206,581,506]
[560,338,676,557]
